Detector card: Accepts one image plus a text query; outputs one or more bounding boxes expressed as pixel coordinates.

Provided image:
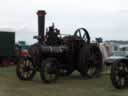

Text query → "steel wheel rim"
[114,62,127,87]
[44,62,57,81]
[87,62,96,76]
[18,59,34,78]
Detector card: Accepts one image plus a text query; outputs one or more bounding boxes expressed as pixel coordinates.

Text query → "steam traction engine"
[16,10,103,83]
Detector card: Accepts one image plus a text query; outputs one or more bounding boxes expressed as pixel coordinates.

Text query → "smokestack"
[37,10,46,42]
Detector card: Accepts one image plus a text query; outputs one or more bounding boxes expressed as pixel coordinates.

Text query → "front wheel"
[16,57,36,80]
[111,61,128,89]
[40,58,59,83]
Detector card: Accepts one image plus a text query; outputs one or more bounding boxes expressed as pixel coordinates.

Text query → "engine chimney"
[37,10,46,43]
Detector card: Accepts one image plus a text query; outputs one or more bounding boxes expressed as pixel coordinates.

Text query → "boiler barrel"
[40,45,69,54]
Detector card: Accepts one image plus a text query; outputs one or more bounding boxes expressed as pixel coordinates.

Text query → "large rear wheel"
[78,44,103,78]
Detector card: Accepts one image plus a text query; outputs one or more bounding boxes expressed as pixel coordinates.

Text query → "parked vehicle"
[16,10,103,83]
[0,31,16,65]
[105,50,128,89]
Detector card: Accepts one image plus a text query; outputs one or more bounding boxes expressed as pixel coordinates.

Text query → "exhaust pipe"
[37,10,46,43]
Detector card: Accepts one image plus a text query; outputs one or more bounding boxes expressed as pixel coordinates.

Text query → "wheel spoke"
[79,30,82,38]
[117,77,125,87]
[120,77,125,86]
[27,72,31,78]
[23,72,27,78]
[87,62,96,76]
[125,67,128,72]
[83,32,86,39]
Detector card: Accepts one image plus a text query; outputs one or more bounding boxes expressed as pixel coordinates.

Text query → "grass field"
[0,66,128,96]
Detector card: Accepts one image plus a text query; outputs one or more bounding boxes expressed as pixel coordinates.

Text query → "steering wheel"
[74,28,90,43]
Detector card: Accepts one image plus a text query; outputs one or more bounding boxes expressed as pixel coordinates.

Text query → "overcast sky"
[0,0,128,44]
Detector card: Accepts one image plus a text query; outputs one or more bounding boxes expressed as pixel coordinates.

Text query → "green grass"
[0,66,128,96]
